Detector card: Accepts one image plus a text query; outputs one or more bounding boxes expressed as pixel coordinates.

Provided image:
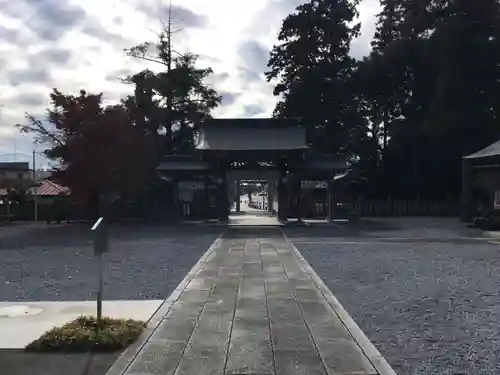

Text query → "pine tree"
[123,4,221,155]
[266,0,365,156]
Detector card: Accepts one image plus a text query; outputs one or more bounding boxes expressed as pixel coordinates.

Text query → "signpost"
[91,217,109,333]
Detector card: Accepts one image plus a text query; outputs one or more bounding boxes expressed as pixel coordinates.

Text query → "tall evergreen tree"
[423,0,500,198]
[123,8,221,156]
[358,0,429,197]
[363,0,500,200]
[266,0,365,156]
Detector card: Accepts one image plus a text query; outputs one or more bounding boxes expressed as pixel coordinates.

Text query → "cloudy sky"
[0,0,381,168]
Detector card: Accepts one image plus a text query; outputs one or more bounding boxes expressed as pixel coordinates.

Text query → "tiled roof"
[27,180,70,196]
[196,118,308,151]
[464,139,500,160]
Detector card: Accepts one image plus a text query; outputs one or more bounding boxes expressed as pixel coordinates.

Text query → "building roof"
[0,162,30,171]
[195,118,308,151]
[27,180,70,196]
[464,140,500,160]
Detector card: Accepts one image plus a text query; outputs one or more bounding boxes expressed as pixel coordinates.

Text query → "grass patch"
[25,316,146,352]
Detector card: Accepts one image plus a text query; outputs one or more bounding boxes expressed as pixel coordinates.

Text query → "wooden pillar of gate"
[278,160,288,222]
[217,160,229,222]
[268,177,274,213]
[235,179,241,212]
[327,180,332,222]
[296,176,303,223]
[203,172,210,220]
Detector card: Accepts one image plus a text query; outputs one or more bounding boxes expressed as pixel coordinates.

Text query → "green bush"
[25,316,146,352]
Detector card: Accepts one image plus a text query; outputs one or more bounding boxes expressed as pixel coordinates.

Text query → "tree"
[355,0,423,197]
[123,8,221,155]
[266,0,365,157]
[422,0,500,199]
[17,89,155,218]
[358,0,500,200]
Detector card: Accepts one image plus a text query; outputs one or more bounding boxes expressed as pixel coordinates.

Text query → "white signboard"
[301,180,327,189]
[494,190,500,209]
[177,181,204,190]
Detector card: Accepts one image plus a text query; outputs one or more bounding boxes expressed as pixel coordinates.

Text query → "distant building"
[26,179,70,203]
[0,162,32,187]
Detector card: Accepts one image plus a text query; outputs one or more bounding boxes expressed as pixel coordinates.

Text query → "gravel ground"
[286,218,500,375]
[0,223,222,301]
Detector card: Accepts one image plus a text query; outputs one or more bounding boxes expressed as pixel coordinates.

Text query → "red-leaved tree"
[17,89,155,218]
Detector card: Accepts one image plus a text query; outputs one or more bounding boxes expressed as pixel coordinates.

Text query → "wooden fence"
[9,198,460,222]
[349,200,459,217]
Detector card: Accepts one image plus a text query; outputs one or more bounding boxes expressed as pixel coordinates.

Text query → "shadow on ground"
[0,222,222,249]
[223,226,283,238]
[283,217,484,240]
[0,349,120,375]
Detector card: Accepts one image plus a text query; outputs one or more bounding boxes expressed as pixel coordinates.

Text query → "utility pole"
[32,150,38,222]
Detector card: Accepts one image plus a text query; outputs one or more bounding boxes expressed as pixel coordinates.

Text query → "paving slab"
[110,227,396,375]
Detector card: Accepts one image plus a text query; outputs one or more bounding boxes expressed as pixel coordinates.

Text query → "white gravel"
[287,219,500,375]
[0,223,222,301]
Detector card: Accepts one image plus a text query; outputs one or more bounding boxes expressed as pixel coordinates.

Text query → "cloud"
[80,21,127,47]
[113,15,124,26]
[234,40,271,90]
[205,72,230,86]
[0,25,19,44]
[137,3,209,29]
[27,48,72,67]
[238,40,270,72]
[17,0,87,41]
[105,68,135,83]
[8,92,46,107]
[7,69,52,87]
[0,0,380,166]
[220,91,241,107]
[170,5,209,28]
[243,104,266,117]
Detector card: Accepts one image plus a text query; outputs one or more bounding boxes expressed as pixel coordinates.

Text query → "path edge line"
[105,230,225,375]
[279,227,398,375]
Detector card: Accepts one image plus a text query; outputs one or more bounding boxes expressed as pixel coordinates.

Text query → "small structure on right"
[461,139,500,222]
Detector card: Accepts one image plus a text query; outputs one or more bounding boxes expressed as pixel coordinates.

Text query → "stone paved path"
[115,227,389,375]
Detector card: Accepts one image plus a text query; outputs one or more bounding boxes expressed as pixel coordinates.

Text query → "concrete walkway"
[108,227,395,375]
[229,201,280,226]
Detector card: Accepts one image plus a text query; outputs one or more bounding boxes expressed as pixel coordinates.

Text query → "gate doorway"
[227,170,279,226]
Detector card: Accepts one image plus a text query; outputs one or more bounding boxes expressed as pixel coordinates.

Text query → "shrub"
[25,315,146,352]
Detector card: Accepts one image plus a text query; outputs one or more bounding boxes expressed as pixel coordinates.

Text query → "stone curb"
[105,231,225,375]
[483,230,500,239]
[279,228,398,375]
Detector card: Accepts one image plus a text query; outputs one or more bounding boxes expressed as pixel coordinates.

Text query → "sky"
[0,0,381,168]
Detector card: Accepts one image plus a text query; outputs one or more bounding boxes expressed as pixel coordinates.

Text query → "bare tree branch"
[16,113,65,147]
